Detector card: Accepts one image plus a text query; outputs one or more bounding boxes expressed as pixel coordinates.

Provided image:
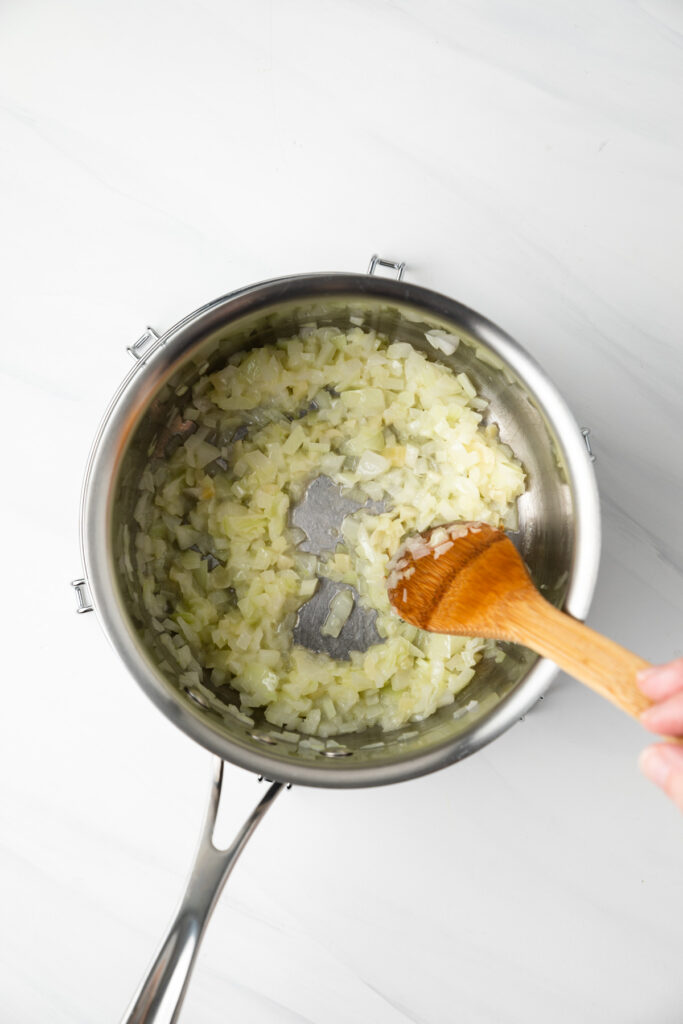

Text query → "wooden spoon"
[387,521,652,718]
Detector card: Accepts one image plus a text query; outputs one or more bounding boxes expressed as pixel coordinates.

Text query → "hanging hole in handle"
[367,255,406,281]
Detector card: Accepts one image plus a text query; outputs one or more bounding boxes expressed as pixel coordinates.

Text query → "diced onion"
[134,324,525,738]
[425,329,459,356]
[320,589,355,638]
[356,451,390,478]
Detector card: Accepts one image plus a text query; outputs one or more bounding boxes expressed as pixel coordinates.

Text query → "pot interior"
[106,283,578,782]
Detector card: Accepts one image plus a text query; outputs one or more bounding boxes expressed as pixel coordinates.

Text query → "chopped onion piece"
[320,588,355,638]
[356,451,390,478]
[425,329,459,356]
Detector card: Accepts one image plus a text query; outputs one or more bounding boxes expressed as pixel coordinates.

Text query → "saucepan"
[73,256,600,1022]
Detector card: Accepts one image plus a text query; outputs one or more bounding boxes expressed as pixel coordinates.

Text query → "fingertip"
[638,745,670,789]
[639,703,671,733]
[636,667,656,693]
[670,773,683,814]
[640,691,683,735]
[639,743,683,811]
[637,658,683,699]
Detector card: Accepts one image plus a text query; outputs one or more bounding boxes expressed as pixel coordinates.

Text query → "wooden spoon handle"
[506,592,651,718]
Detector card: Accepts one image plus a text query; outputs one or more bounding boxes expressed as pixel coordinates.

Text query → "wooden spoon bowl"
[387,521,652,719]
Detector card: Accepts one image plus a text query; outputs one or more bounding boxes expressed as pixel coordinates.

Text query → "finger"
[640,690,683,735]
[637,658,683,700]
[639,744,683,811]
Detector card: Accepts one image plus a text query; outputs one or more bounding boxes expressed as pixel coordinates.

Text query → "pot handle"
[120,759,283,1024]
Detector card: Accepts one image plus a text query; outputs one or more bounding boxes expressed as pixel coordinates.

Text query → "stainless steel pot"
[74,257,600,1022]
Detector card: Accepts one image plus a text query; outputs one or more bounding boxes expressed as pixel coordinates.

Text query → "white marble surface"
[2,0,683,1020]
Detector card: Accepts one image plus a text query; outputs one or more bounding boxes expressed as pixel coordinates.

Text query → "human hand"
[637,659,683,811]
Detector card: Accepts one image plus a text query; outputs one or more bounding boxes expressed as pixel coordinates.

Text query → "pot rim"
[79,272,601,788]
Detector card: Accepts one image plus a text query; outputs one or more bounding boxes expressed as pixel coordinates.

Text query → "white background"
[2,1,683,1021]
